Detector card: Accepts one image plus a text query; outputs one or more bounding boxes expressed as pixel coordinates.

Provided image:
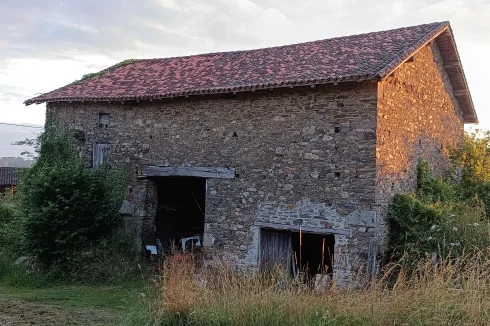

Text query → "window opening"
[98,113,110,128]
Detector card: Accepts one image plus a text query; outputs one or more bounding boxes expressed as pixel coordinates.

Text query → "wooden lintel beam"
[253,221,351,236]
[143,166,236,179]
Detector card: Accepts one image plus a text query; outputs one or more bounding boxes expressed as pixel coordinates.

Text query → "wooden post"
[321,237,325,274]
[299,228,302,273]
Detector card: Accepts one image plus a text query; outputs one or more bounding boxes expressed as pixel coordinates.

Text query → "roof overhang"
[435,28,477,123]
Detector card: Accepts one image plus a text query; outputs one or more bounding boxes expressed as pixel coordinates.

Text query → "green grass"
[0,283,143,325]
[0,284,139,309]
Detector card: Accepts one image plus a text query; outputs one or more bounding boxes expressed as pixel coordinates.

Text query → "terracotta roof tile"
[25,22,451,105]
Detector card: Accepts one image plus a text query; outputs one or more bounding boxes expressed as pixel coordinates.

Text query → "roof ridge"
[134,21,450,63]
[25,20,476,124]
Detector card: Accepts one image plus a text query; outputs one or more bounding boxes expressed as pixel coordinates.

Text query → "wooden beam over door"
[254,221,351,236]
[143,166,236,179]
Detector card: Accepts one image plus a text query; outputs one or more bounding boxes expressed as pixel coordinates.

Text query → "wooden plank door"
[260,229,292,273]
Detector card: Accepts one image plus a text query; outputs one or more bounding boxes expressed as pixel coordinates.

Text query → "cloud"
[2,0,488,62]
[1,0,490,127]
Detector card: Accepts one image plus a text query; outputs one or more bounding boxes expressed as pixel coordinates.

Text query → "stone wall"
[376,43,465,249]
[47,82,379,282]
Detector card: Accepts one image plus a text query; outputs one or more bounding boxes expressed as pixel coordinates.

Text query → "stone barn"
[25,21,477,284]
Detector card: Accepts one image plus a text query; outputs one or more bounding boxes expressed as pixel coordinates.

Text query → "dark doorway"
[154,177,206,253]
[291,232,334,277]
[260,228,334,278]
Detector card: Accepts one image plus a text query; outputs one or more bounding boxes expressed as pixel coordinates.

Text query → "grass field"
[123,253,490,326]
[4,252,490,326]
[0,284,141,326]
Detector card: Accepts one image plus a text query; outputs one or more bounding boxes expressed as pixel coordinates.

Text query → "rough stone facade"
[376,43,465,248]
[46,43,464,282]
[48,82,378,283]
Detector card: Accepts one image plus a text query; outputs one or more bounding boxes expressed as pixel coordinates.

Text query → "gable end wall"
[376,42,465,250]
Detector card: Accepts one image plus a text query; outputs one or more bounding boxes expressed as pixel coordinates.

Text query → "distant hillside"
[0,156,34,168]
[0,123,42,162]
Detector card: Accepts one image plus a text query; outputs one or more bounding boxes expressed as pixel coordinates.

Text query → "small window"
[93,143,111,167]
[98,113,110,128]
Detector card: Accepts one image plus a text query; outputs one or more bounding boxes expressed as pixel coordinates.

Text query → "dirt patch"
[0,299,120,326]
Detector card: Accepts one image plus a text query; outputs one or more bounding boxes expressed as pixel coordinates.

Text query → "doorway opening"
[291,231,334,277]
[260,228,335,278]
[154,177,206,253]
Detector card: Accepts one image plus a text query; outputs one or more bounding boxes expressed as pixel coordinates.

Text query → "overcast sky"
[1,0,489,129]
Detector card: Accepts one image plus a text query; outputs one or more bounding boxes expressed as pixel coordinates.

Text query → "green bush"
[19,125,124,268]
[0,202,15,225]
[450,130,490,183]
[61,229,144,285]
[0,202,24,258]
[388,160,490,263]
[0,251,46,287]
[450,130,490,216]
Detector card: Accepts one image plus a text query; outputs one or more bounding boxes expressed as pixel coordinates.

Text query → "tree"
[450,130,490,216]
[451,130,490,183]
[11,138,38,159]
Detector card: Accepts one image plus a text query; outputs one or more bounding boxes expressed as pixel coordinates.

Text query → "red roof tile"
[0,167,21,186]
[24,21,476,123]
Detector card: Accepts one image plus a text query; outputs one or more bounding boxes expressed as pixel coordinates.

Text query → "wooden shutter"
[93,143,111,167]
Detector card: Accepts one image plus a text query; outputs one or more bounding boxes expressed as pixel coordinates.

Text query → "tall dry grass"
[130,251,490,326]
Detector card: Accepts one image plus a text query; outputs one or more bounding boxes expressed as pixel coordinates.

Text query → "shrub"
[0,251,46,287]
[19,125,124,268]
[61,229,144,285]
[388,160,490,264]
[0,201,24,258]
[0,202,15,225]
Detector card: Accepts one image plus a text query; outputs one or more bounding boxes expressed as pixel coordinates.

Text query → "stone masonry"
[376,43,465,248]
[48,82,379,283]
[45,43,465,283]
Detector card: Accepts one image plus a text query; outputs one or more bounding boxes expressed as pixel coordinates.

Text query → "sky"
[0,123,39,158]
[1,0,489,128]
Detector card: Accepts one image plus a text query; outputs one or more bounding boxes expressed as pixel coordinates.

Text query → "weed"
[124,251,490,326]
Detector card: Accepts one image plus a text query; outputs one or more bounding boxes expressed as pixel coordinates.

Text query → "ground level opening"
[260,228,334,279]
[154,177,206,253]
